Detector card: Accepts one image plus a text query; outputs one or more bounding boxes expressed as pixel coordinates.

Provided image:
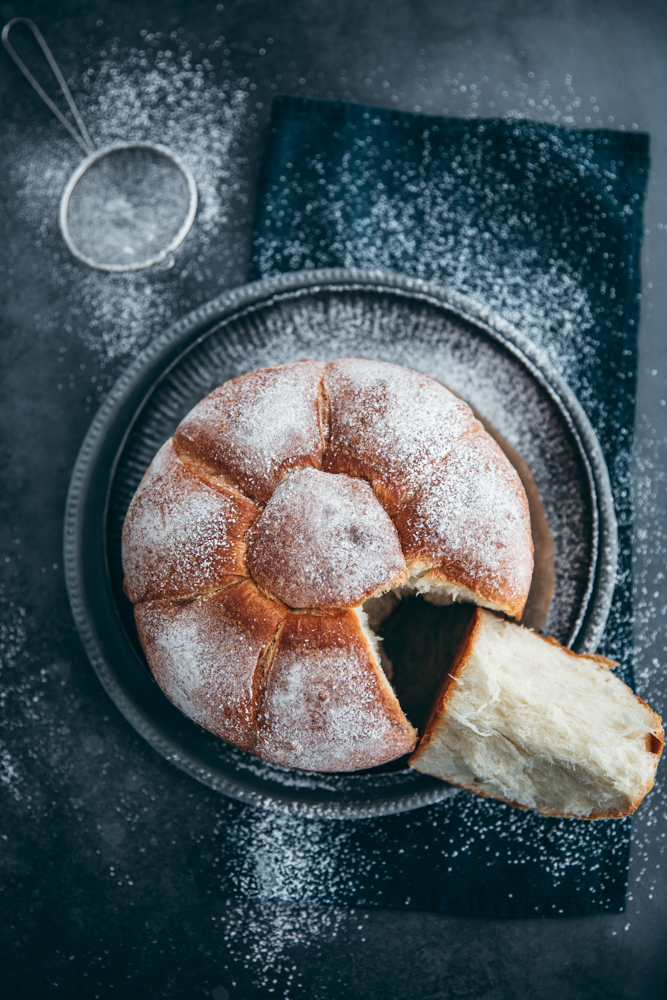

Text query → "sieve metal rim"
[58,141,199,273]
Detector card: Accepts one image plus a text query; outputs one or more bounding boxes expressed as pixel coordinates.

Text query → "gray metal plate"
[64,268,617,818]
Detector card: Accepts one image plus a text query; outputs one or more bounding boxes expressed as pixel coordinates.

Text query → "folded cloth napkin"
[228,96,649,917]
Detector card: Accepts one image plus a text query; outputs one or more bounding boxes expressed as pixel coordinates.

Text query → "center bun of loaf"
[245,467,408,610]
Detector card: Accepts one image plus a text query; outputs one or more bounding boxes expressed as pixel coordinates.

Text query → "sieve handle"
[2,17,95,155]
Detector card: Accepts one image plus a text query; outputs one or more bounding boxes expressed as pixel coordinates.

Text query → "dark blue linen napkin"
[233,96,649,917]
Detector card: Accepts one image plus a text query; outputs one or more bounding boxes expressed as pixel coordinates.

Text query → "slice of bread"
[409,608,664,818]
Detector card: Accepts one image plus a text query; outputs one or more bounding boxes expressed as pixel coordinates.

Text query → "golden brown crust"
[255,610,417,771]
[246,467,408,609]
[540,633,619,669]
[322,358,481,516]
[121,440,259,603]
[396,435,533,618]
[421,769,658,819]
[135,580,287,751]
[173,360,326,503]
[422,770,656,819]
[461,393,555,631]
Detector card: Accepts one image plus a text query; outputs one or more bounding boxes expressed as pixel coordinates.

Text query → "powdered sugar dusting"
[0,743,21,801]
[219,809,350,993]
[247,468,407,609]
[0,601,28,801]
[122,440,258,602]
[323,357,479,512]
[320,193,596,386]
[220,897,348,995]
[253,121,614,405]
[256,611,415,771]
[625,414,667,919]
[397,433,533,615]
[175,360,325,502]
[135,582,286,749]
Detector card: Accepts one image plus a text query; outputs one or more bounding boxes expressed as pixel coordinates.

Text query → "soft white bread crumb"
[409,608,664,818]
[354,606,395,680]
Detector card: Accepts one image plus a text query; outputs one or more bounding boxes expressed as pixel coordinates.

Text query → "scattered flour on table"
[217,809,349,996]
[220,897,348,997]
[626,414,667,913]
[0,602,27,678]
[0,602,27,799]
[0,744,21,801]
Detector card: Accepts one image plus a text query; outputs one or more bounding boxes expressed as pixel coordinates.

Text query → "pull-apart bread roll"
[410,608,664,818]
[122,359,534,772]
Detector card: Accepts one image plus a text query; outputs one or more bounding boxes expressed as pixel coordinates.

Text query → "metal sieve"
[2,18,198,272]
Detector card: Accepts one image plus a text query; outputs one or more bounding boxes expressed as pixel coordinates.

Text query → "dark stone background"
[1,1,666,997]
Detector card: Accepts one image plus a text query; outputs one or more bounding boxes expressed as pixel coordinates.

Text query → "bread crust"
[246,467,408,609]
[322,358,480,515]
[410,608,664,818]
[321,358,532,617]
[123,359,539,772]
[135,580,288,751]
[174,360,326,503]
[395,434,533,619]
[255,610,417,771]
[447,387,555,631]
[540,633,618,669]
[122,440,259,603]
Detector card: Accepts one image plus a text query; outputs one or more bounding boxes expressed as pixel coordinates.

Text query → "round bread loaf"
[122,359,534,771]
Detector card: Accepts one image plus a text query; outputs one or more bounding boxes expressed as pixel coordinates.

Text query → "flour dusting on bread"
[255,611,416,771]
[122,440,259,603]
[246,467,407,609]
[122,359,540,774]
[174,360,325,503]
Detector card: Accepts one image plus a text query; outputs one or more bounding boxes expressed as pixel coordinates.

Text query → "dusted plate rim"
[63,267,617,818]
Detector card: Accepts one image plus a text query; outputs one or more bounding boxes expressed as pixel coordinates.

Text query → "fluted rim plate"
[64,268,617,819]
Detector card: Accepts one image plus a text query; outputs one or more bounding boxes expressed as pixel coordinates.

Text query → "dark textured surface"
[1,1,667,998]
